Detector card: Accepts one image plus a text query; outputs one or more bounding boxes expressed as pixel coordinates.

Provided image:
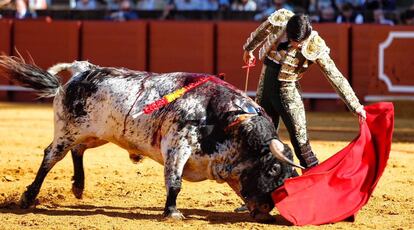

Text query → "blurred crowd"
[1,0,414,25]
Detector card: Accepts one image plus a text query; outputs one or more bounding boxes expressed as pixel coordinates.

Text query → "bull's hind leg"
[161,125,197,220]
[71,138,108,199]
[20,138,75,208]
[71,148,85,199]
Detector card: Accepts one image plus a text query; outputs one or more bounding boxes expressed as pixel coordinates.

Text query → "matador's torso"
[243,9,363,113]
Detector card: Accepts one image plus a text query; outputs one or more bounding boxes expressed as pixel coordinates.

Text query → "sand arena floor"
[0,102,413,230]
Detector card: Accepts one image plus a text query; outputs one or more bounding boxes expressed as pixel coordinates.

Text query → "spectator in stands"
[107,0,138,20]
[160,0,202,20]
[0,0,10,7]
[0,0,11,11]
[319,5,336,22]
[364,0,379,10]
[106,0,121,10]
[308,0,338,13]
[255,0,270,11]
[217,0,230,10]
[336,2,363,23]
[0,0,10,18]
[15,0,37,19]
[335,0,365,10]
[401,9,414,25]
[200,0,220,11]
[231,0,257,11]
[373,8,394,25]
[28,0,47,10]
[254,0,293,21]
[136,0,165,10]
[75,0,97,10]
[364,0,395,11]
[381,0,396,11]
[174,0,201,10]
[401,3,414,25]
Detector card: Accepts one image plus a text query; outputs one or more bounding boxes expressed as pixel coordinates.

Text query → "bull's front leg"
[161,125,196,220]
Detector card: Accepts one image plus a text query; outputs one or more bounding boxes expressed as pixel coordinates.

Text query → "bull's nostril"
[261,203,270,212]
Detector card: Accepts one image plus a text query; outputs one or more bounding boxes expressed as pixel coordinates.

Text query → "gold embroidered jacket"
[243,9,362,113]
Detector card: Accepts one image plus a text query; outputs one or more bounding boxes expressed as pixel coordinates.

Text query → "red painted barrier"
[12,20,81,101]
[149,21,214,73]
[0,20,12,56]
[82,21,147,71]
[0,20,12,101]
[1,20,413,106]
[352,25,414,102]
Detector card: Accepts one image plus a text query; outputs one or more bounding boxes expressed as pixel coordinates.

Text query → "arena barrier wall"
[0,19,12,100]
[149,21,214,73]
[10,20,81,101]
[82,21,147,71]
[0,20,413,107]
[352,25,414,102]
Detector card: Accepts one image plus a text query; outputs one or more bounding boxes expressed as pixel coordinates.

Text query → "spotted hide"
[0,57,298,222]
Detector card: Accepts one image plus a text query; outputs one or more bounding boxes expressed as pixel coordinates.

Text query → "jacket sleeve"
[243,20,272,52]
[243,9,294,52]
[316,53,363,113]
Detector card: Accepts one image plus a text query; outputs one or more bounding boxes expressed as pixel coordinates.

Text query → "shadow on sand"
[0,203,292,226]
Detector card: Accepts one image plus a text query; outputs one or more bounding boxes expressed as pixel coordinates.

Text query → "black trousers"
[256,58,318,168]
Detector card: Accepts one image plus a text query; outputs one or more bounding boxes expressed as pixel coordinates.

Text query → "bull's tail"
[47,62,73,76]
[0,56,62,98]
[48,60,96,76]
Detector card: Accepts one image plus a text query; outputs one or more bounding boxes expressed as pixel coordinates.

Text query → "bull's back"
[61,70,211,155]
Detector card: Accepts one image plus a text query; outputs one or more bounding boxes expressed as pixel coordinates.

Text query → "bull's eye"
[269,164,281,176]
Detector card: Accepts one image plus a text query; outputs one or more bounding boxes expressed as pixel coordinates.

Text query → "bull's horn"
[269,139,305,170]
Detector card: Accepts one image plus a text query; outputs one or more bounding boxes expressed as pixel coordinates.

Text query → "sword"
[242,57,256,93]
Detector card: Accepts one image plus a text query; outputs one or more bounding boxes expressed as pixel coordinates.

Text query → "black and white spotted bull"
[0,56,302,222]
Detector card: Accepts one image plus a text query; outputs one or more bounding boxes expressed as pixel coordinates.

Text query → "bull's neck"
[209,139,246,183]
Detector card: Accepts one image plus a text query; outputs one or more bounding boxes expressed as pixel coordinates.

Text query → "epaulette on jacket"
[301,31,330,61]
[268,9,294,27]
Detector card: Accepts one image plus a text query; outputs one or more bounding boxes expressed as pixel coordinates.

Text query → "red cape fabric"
[272,102,394,226]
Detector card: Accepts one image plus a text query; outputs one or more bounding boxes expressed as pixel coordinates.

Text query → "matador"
[243,9,366,168]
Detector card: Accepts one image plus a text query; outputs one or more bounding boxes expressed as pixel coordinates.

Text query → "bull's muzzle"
[246,199,275,223]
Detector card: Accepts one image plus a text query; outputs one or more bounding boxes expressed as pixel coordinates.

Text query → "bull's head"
[240,139,299,222]
[226,115,302,222]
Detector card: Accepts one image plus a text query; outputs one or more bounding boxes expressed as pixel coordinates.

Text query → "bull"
[0,56,302,222]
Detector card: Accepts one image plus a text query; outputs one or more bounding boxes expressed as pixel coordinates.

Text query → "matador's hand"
[243,51,255,65]
[356,106,367,120]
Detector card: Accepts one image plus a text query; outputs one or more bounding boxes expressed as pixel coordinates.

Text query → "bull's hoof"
[163,210,185,220]
[72,185,84,199]
[19,192,36,209]
[234,204,249,213]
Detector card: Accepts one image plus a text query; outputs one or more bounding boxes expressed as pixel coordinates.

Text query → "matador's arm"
[243,9,294,52]
[243,20,272,52]
[317,53,363,113]
[301,31,363,113]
